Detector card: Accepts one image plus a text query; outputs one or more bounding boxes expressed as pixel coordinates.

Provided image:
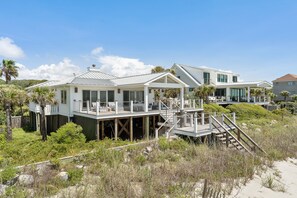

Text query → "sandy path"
[229,158,297,198]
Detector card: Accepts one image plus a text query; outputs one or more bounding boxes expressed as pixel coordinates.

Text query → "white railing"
[73,100,158,116]
[29,102,58,115]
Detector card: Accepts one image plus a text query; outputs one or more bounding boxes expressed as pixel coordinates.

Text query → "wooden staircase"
[210,114,266,155]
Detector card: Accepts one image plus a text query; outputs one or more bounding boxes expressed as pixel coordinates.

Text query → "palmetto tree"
[0,59,19,84]
[151,66,165,73]
[268,92,277,102]
[15,89,29,116]
[30,87,56,141]
[280,90,290,101]
[254,89,262,102]
[194,85,216,104]
[0,85,20,141]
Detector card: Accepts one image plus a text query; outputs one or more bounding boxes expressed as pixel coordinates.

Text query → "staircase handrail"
[211,115,252,155]
[156,113,175,132]
[222,114,267,154]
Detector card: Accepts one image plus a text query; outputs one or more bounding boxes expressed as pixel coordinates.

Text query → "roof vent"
[92,64,96,68]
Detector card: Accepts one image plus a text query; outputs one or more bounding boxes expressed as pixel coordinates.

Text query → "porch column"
[96,120,100,141]
[180,87,184,110]
[144,85,149,112]
[226,87,231,101]
[115,118,118,140]
[247,87,250,103]
[237,89,240,102]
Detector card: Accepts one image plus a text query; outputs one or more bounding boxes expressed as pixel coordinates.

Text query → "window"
[74,87,78,93]
[288,82,294,86]
[203,72,210,84]
[61,90,67,104]
[108,90,115,102]
[217,74,228,83]
[189,88,194,92]
[232,76,238,82]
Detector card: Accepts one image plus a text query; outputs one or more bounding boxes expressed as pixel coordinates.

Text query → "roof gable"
[273,74,297,82]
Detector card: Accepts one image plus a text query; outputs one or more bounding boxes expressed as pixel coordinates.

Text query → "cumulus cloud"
[0,37,25,58]
[99,55,154,77]
[17,58,81,80]
[91,47,104,56]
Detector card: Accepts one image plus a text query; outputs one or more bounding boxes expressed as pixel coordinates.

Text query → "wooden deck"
[73,108,203,120]
[173,124,236,138]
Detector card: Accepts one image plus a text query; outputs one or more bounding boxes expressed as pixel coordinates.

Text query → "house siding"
[273,81,297,101]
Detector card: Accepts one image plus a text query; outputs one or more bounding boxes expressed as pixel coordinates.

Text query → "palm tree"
[194,85,216,104]
[268,92,277,102]
[0,85,20,141]
[151,66,165,73]
[254,89,262,102]
[0,60,19,84]
[30,87,56,141]
[280,90,290,101]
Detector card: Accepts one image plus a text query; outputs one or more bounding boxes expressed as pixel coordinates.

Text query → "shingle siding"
[273,81,297,101]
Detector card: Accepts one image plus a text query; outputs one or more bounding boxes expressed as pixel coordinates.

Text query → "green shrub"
[226,103,274,120]
[134,154,146,165]
[0,166,17,183]
[68,168,84,185]
[204,103,230,113]
[50,122,86,144]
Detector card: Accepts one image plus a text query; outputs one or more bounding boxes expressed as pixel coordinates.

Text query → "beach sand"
[229,158,297,198]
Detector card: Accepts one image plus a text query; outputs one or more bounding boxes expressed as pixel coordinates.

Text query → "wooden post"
[142,117,145,138]
[158,100,161,111]
[202,112,205,125]
[232,112,236,124]
[192,99,195,108]
[115,101,118,114]
[101,121,105,139]
[173,115,177,129]
[194,112,198,133]
[96,120,100,141]
[200,99,204,109]
[145,116,149,140]
[155,128,159,139]
[209,115,212,130]
[79,100,82,112]
[86,100,90,114]
[130,100,133,113]
[130,117,133,141]
[115,118,118,140]
[96,101,99,116]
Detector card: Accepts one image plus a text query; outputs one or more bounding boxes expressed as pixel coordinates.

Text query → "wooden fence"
[202,179,225,198]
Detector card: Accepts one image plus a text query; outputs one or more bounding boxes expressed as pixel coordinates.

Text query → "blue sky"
[0,0,297,81]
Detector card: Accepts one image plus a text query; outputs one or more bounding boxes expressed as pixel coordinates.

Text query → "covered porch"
[213,81,272,104]
[72,72,197,117]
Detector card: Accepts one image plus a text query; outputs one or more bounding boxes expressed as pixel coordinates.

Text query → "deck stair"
[211,114,266,155]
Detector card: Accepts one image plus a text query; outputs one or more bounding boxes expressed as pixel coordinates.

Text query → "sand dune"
[229,158,297,198]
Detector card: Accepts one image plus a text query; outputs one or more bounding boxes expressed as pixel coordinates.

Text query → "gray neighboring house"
[172,63,272,105]
[272,74,297,101]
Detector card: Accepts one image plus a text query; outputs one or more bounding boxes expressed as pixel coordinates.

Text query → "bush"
[68,168,84,185]
[50,122,86,144]
[226,103,274,120]
[204,103,230,114]
[0,166,17,184]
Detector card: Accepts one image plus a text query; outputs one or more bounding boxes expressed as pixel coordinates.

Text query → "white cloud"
[99,55,154,77]
[0,37,25,59]
[17,58,81,80]
[91,47,104,56]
